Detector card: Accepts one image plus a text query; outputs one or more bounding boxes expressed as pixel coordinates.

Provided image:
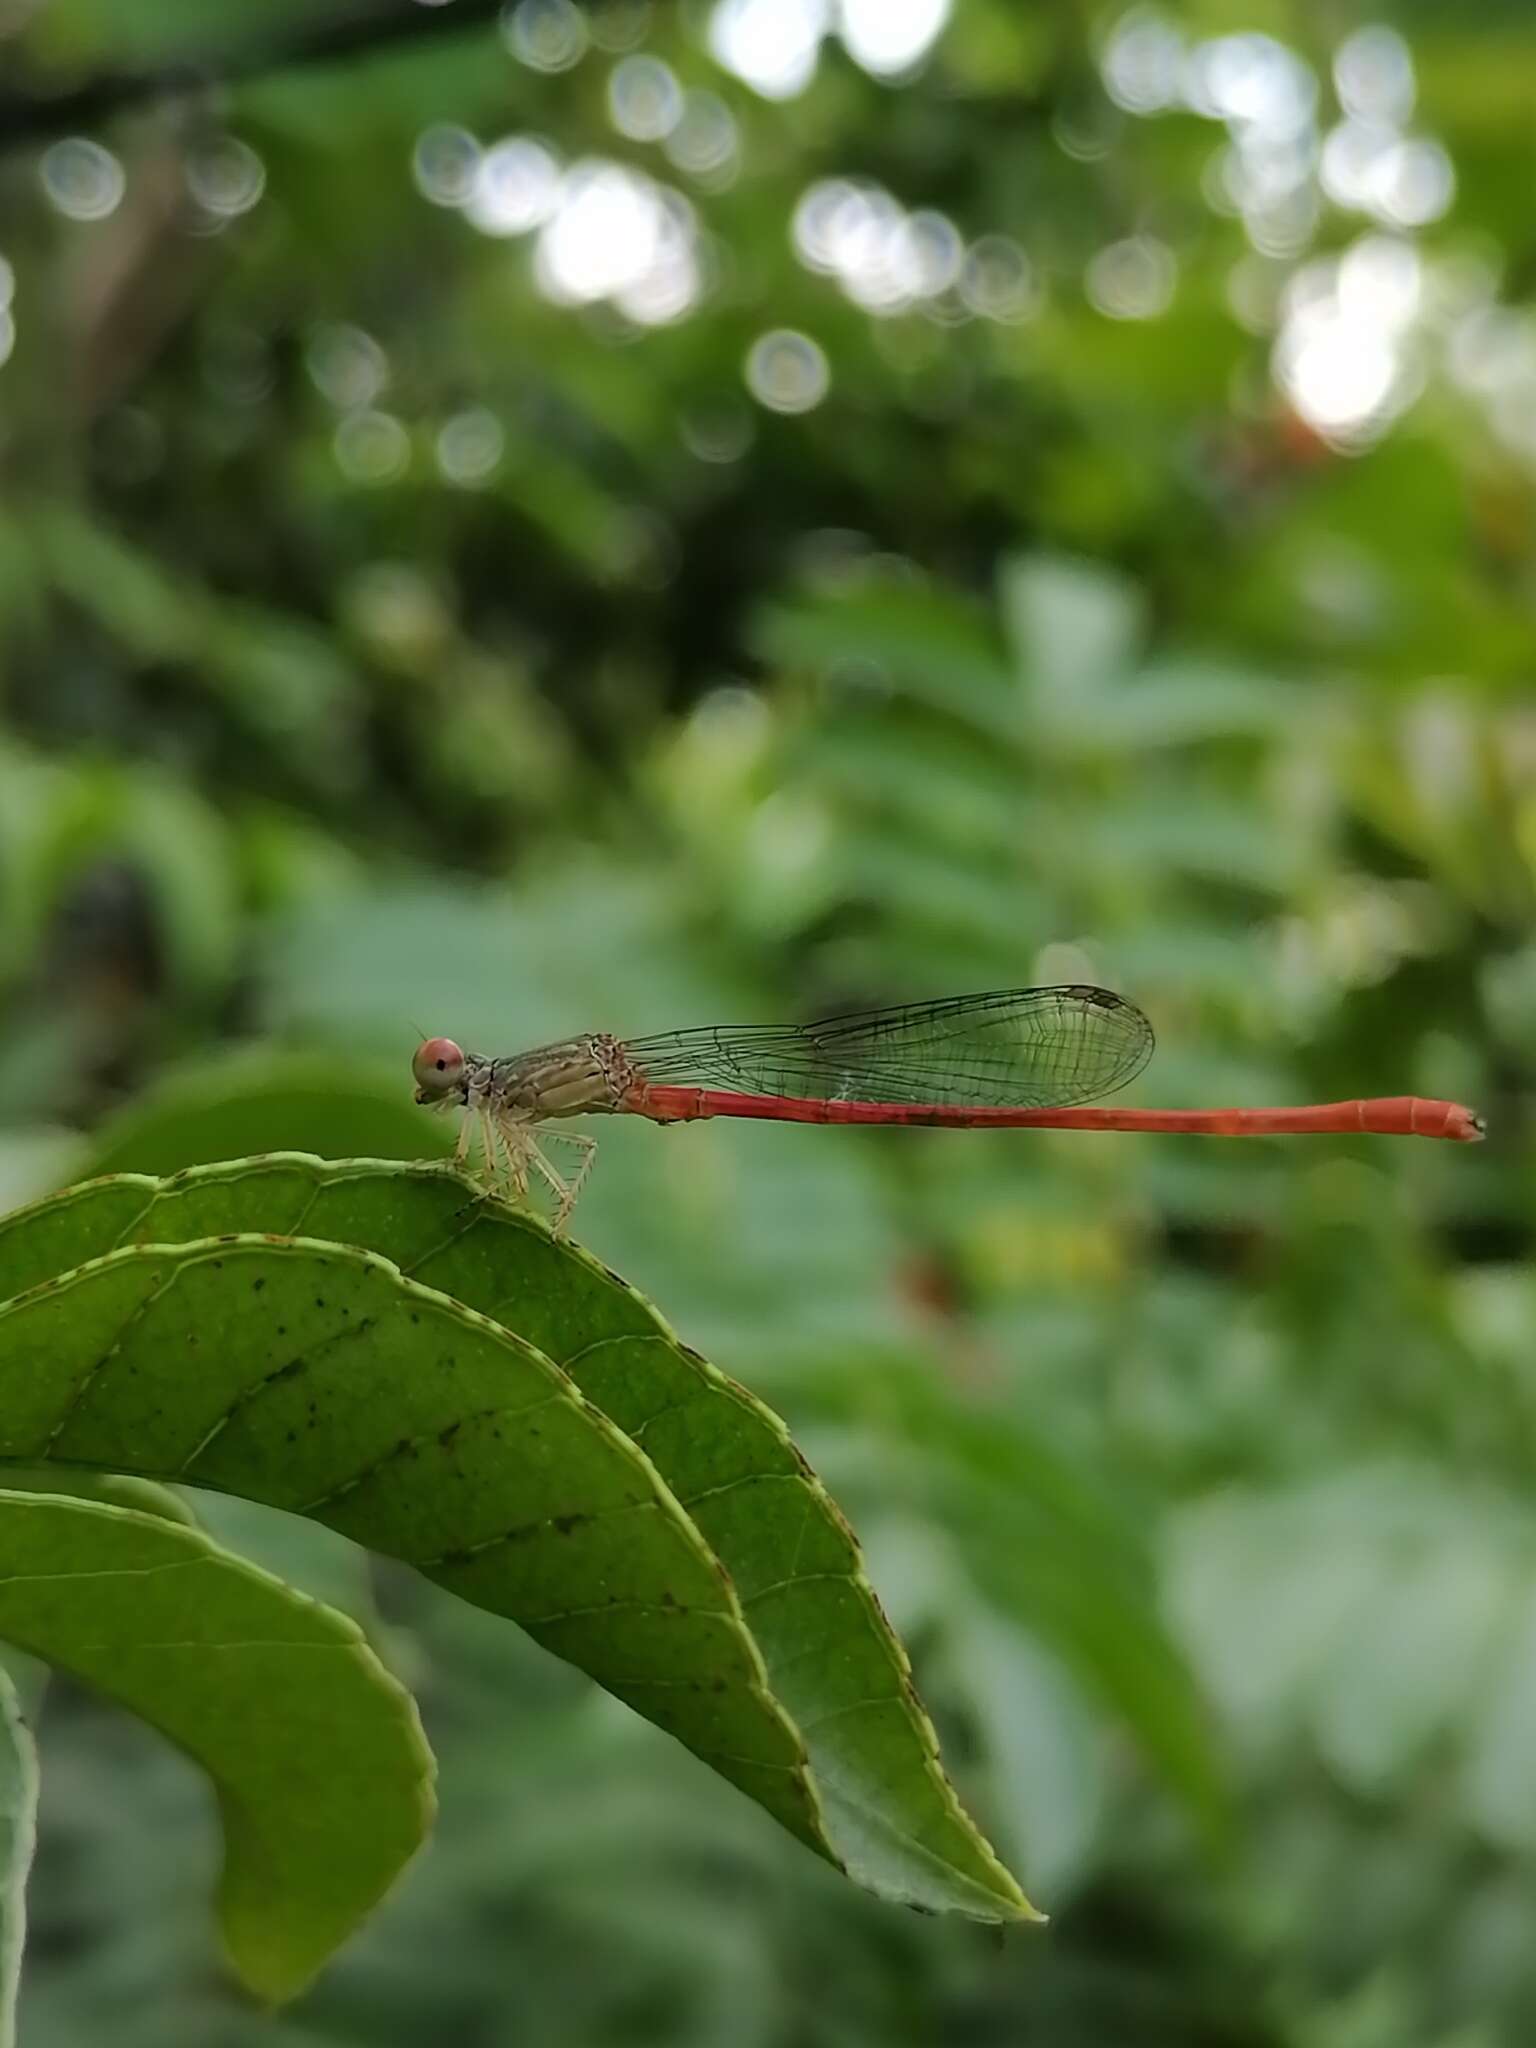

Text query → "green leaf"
[0,1157,1035,1923]
[950,1608,1105,1899]
[999,555,1145,700]
[0,1489,432,2002]
[1167,1468,1536,1842]
[84,1054,454,1178]
[781,1361,1229,1850]
[755,589,1018,743]
[1463,1584,1536,1853]
[0,1664,37,2048]
[0,1466,198,1527]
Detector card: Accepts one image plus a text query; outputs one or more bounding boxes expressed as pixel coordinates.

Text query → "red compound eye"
[411,1037,465,1095]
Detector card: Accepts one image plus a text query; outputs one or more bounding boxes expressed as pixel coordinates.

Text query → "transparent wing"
[623,986,1153,1110]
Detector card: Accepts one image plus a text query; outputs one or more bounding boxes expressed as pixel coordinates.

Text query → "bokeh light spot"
[1282,322,1398,435]
[837,0,950,80]
[1086,235,1177,319]
[745,329,830,413]
[681,399,755,463]
[185,137,266,220]
[664,92,739,184]
[710,0,828,101]
[464,138,563,236]
[1338,234,1421,330]
[436,408,505,485]
[960,235,1037,322]
[413,125,483,207]
[793,181,964,316]
[1187,33,1316,137]
[608,56,684,141]
[1101,10,1185,114]
[503,0,589,71]
[534,161,702,325]
[39,138,125,222]
[307,325,389,410]
[590,0,653,52]
[1378,138,1454,227]
[1334,25,1415,124]
[892,210,963,297]
[1273,237,1424,445]
[334,410,412,484]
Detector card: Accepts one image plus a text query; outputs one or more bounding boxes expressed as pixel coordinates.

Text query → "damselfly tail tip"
[1452,1104,1486,1142]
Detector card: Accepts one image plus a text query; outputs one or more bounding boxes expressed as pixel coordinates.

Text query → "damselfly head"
[412,1036,466,1104]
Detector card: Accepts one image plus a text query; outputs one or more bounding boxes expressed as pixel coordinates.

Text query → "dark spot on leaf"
[276,1325,287,1337]
[438,1422,461,1448]
[285,1430,296,1444]
[315,1298,326,1309]
[252,1278,266,1293]
[552,1513,588,1536]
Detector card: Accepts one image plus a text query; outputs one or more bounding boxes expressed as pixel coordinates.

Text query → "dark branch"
[0,0,507,153]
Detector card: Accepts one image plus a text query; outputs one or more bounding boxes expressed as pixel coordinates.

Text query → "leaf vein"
[176,1310,382,1474]
[420,1494,664,1570]
[296,1393,566,1513]
[43,1267,179,1453]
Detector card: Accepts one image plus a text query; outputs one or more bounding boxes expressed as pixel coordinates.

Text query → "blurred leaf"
[35,763,241,1003]
[1168,1468,1536,1850]
[1463,1587,1536,1854]
[755,588,1016,743]
[0,1664,36,2048]
[952,1609,1106,1900]
[1312,1540,1512,1791]
[777,1359,1229,1849]
[265,870,729,1059]
[85,1054,454,1177]
[0,1466,197,1527]
[1051,661,1297,749]
[0,1489,432,2001]
[32,508,358,774]
[1000,555,1145,700]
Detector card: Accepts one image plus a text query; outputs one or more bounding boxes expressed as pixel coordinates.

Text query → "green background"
[1,0,1534,2041]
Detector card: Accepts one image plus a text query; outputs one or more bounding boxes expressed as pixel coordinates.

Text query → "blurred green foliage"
[1,0,1535,2041]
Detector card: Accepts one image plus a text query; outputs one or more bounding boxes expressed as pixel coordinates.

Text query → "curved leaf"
[84,1056,453,1180]
[0,1467,198,1527]
[0,1489,433,2002]
[0,1237,818,1858]
[0,1665,35,2048]
[0,1157,1034,1921]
